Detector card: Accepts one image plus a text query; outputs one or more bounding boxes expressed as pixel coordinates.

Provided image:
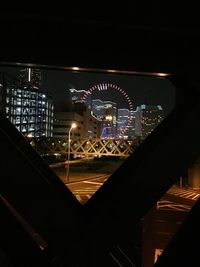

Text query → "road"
[51,158,124,204]
[66,176,200,265]
[157,185,200,211]
[52,159,200,207]
[142,185,200,267]
[66,175,109,204]
[51,160,200,266]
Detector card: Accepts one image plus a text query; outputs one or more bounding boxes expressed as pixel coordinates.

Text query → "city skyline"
[0,67,165,140]
[0,65,176,116]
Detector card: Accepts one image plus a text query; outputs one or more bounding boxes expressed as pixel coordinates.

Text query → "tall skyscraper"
[91,99,117,138]
[117,108,130,137]
[135,104,164,140]
[117,108,136,139]
[0,72,54,137]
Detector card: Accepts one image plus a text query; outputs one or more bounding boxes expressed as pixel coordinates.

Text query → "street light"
[66,122,77,182]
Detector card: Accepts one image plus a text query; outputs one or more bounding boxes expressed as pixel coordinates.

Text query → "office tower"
[135,104,164,140]
[0,72,54,137]
[91,99,117,138]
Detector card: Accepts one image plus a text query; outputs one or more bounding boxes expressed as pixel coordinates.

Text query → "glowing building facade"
[91,99,117,138]
[117,108,136,139]
[0,72,54,137]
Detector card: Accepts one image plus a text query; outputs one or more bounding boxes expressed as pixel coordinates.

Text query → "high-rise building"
[91,99,117,138]
[0,72,54,137]
[135,104,164,140]
[117,108,136,139]
[117,108,130,138]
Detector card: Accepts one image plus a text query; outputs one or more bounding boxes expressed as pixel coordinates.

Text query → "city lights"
[66,122,77,182]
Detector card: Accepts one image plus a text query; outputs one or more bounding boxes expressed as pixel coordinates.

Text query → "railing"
[27,137,140,157]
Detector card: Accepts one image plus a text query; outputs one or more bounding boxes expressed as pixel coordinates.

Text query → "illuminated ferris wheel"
[81,83,133,137]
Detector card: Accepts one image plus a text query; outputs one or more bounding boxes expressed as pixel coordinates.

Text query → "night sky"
[0,66,176,116]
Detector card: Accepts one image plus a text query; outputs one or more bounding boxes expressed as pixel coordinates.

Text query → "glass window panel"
[0,65,179,212]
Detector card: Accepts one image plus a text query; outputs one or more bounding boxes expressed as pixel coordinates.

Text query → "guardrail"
[27,137,140,157]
